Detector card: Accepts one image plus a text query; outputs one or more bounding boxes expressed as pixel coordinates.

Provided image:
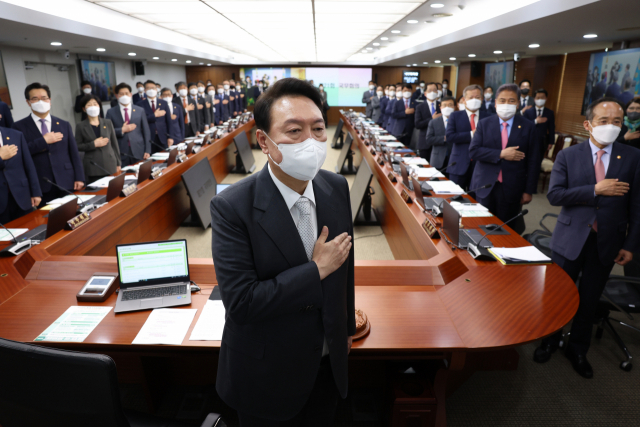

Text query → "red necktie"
[183,98,189,124]
[405,99,409,109]
[151,100,155,112]
[124,107,129,123]
[592,150,606,231]
[498,122,508,183]
[470,113,476,131]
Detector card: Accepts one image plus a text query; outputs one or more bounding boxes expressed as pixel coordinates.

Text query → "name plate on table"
[121,183,137,197]
[422,218,440,238]
[387,172,397,183]
[177,153,188,163]
[150,169,162,180]
[401,189,413,203]
[66,211,91,230]
[378,158,385,166]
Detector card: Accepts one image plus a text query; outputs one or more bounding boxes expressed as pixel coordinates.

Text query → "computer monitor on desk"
[232,131,256,173]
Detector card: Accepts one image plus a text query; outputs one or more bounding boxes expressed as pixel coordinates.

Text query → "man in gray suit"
[370,86,383,123]
[106,82,150,167]
[361,81,376,118]
[426,96,456,170]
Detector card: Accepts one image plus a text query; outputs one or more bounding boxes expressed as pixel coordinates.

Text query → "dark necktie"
[151,100,155,112]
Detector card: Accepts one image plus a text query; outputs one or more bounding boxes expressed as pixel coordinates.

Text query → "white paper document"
[0,229,28,241]
[429,181,465,195]
[450,202,492,217]
[489,247,552,262]
[47,194,95,205]
[385,142,405,148]
[378,135,397,141]
[87,176,115,188]
[132,308,197,345]
[150,152,170,160]
[415,168,444,178]
[403,157,429,165]
[35,306,112,342]
[189,300,226,341]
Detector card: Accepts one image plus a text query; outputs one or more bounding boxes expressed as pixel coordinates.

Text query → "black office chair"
[0,337,225,427]
[522,213,557,258]
[594,256,640,372]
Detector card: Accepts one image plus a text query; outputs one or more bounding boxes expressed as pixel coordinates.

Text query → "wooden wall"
[186,65,241,85]
[555,51,596,138]
[371,66,444,88]
[456,62,484,99]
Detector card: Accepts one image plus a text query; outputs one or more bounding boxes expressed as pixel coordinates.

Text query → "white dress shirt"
[31,112,51,135]
[268,164,329,356]
[119,103,132,123]
[465,107,480,138]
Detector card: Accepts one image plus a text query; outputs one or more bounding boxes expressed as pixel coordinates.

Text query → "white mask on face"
[589,122,621,145]
[388,90,395,98]
[137,86,144,93]
[384,90,389,96]
[198,86,205,93]
[396,92,403,99]
[403,92,412,99]
[223,84,230,90]
[85,106,100,117]
[420,83,425,88]
[426,91,438,101]
[179,89,188,97]
[466,98,482,111]
[265,132,327,181]
[118,95,131,106]
[162,97,173,104]
[217,88,224,94]
[437,90,443,98]
[377,91,383,97]
[208,90,215,97]
[146,89,157,98]
[369,85,375,90]
[484,93,493,100]
[496,103,517,120]
[189,88,198,96]
[441,106,454,117]
[459,103,465,111]
[535,99,546,107]
[30,100,51,114]
[82,87,92,94]
[443,84,448,89]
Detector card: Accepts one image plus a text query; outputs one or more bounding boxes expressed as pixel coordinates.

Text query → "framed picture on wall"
[78,59,117,102]
[0,51,13,108]
[403,70,420,84]
[484,61,514,95]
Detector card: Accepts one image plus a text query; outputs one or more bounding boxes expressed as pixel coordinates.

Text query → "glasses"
[30,97,50,103]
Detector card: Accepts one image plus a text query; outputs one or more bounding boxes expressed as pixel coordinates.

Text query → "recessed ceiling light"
[153,57,159,60]
[96,48,105,52]
[171,58,177,61]
[434,60,441,63]
[406,64,411,67]
[529,43,540,48]
[128,52,136,56]
[373,43,380,46]
[207,64,211,66]
[494,50,503,54]
[381,37,389,40]
[391,30,401,34]
[412,63,417,66]
[423,61,428,64]
[432,13,452,17]
[407,20,418,24]
[449,57,456,60]
[468,54,476,57]
[584,34,597,38]
[51,42,62,46]
[366,47,373,50]
[431,3,445,7]
[186,60,191,63]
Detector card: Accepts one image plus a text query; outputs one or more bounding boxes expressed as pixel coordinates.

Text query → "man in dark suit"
[12,83,84,205]
[73,80,97,121]
[214,84,230,125]
[362,80,376,118]
[481,86,496,115]
[105,82,150,167]
[132,81,146,104]
[136,80,172,153]
[160,87,185,143]
[385,87,399,131]
[175,82,200,138]
[0,100,14,128]
[534,97,640,379]
[211,78,355,426]
[415,82,441,159]
[518,79,535,114]
[377,86,389,128]
[446,84,490,189]
[196,81,211,131]
[392,84,417,146]
[442,79,453,97]
[523,88,556,162]
[469,83,538,224]
[0,126,42,222]
[411,80,426,103]
[426,96,456,170]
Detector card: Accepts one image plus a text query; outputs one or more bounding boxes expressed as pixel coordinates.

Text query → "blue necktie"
[430,102,435,115]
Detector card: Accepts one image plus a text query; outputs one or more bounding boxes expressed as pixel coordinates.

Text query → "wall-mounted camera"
[514,53,521,62]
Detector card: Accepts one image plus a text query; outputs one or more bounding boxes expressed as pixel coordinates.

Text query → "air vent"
[432,13,453,17]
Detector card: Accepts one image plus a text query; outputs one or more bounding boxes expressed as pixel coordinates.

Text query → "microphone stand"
[468,209,529,260]
[43,178,92,213]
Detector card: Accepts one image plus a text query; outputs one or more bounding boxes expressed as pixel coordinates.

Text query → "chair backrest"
[547,133,562,159]
[562,136,574,149]
[0,338,130,427]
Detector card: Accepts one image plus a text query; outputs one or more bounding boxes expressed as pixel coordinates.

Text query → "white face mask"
[426,91,438,101]
[85,106,100,117]
[443,84,448,89]
[189,88,198,96]
[441,106,454,117]
[208,90,215,97]
[535,99,546,107]
[466,98,482,111]
[265,132,327,181]
[384,90,389,96]
[369,85,375,90]
[137,86,144,93]
[118,95,131,106]
[179,89,188,97]
[403,92,411,99]
[198,86,205,93]
[437,90,443,98]
[162,97,173,104]
[223,84,230,90]
[146,89,157,98]
[396,92,403,99]
[484,93,493,100]
[217,88,224,94]
[376,91,383,97]
[496,103,517,120]
[589,122,621,146]
[459,103,465,111]
[388,91,395,98]
[420,83,425,88]
[82,87,92,94]
[30,100,51,114]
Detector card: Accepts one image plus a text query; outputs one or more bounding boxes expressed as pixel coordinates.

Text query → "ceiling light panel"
[204,1,312,14]
[314,13,405,24]
[96,1,213,15]
[314,1,422,15]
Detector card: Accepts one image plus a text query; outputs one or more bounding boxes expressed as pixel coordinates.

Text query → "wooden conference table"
[0,116,579,425]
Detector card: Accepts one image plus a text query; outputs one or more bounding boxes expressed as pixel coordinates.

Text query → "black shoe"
[533,340,558,363]
[565,351,593,379]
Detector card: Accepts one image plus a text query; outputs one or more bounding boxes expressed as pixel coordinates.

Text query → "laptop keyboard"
[122,284,187,301]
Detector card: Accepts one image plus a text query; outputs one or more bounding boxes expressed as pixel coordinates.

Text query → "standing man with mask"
[160,87,184,143]
[412,81,427,103]
[385,86,398,130]
[136,80,172,153]
[222,80,236,118]
[196,81,211,131]
[106,83,150,167]
[469,83,538,224]
[13,82,84,205]
[176,82,199,138]
[442,79,452,97]
[427,96,456,171]
[376,86,388,127]
[523,88,555,162]
[211,78,355,426]
[205,84,216,129]
[518,79,534,114]
[215,84,230,125]
[392,84,417,146]
[132,81,146,104]
[362,81,376,119]
[446,84,490,189]
[481,86,496,114]
[415,82,441,160]
[533,97,640,379]
[74,80,97,121]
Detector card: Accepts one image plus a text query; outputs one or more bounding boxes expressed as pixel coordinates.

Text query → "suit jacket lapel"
[489,115,502,149]
[578,141,597,185]
[508,115,523,147]
[312,172,338,238]
[605,143,624,179]
[255,167,309,268]
[99,118,109,139]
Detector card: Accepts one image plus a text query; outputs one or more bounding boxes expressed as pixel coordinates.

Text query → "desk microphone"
[89,161,114,177]
[450,183,493,202]
[429,162,457,181]
[149,139,169,152]
[0,221,33,257]
[468,209,529,260]
[121,152,141,163]
[43,177,89,211]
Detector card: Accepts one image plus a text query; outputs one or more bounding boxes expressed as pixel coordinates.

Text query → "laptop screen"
[442,200,460,246]
[116,240,189,287]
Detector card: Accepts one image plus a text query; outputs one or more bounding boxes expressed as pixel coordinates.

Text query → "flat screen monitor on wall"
[403,70,420,84]
[78,59,116,102]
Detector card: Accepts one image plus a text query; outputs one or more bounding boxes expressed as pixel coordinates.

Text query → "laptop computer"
[114,239,191,313]
[86,173,126,206]
[125,160,153,186]
[441,200,492,249]
[411,176,442,211]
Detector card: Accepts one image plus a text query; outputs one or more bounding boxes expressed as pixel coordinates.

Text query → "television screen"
[403,70,420,84]
[79,59,116,102]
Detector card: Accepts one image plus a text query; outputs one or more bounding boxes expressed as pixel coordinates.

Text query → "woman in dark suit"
[75,95,121,183]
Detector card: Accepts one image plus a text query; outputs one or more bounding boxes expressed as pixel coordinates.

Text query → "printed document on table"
[385,142,405,148]
[489,247,552,262]
[416,168,444,178]
[403,157,429,165]
[189,300,226,341]
[0,229,28,241]
[87,176,115,188]
[34,306,112,342]
[132,309,197,345]
[429,181,465,194]
[47,195,95,205]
